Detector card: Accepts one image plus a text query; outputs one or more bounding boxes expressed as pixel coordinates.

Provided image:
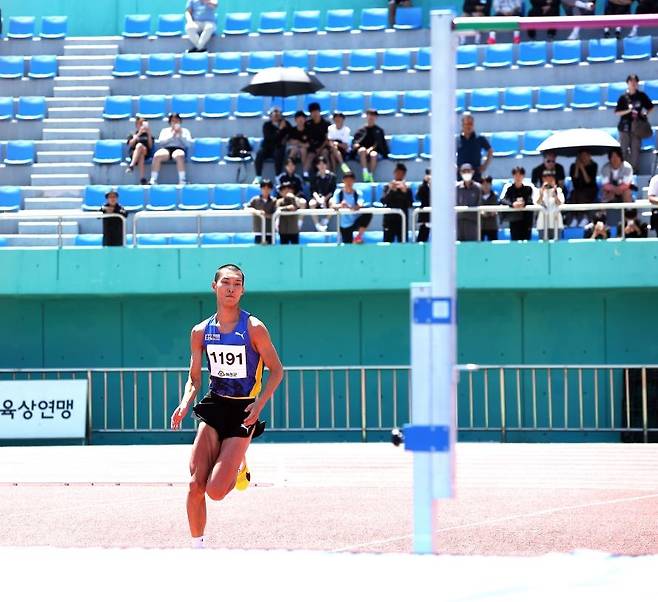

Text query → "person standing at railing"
[170,264,284,550]
[275,183,302,245]
[331,171,372,244]
[479,175,499,242]
[381,162,413,243]
[100,189,127,247]
[415,169,431,243]
[583,211,611,240]
[245,179,276,244]
[618,207,648,238]
[309,156,336,232]
[614,74,653,173]
[500,166,535,241]
[534,170,565,240]
[184,0,217,53]
[456,163,482,242]
[648,171,658,236]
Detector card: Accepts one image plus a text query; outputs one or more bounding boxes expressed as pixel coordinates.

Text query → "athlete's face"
[212,270,244,307]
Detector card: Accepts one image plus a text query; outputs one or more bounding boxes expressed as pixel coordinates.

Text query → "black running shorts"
[193,391,266,441]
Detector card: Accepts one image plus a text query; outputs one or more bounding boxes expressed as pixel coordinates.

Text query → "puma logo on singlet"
[235,330,247,340]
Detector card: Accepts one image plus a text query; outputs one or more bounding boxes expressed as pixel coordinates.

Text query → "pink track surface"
[0,443,657,555]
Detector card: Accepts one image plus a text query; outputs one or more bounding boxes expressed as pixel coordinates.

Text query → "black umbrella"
[241,67,324,98]
[537,128,621,157]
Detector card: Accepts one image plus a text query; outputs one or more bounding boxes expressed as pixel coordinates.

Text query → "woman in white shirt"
[535,169,565,240]
[149,113,193,185]
[327,112,351,174]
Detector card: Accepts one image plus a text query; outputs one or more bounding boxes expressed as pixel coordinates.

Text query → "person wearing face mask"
[500,166,535,241]
[456,163,482,242]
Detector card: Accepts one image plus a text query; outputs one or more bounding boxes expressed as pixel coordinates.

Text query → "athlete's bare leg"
[205,436,253,501]
[187,422,220,537]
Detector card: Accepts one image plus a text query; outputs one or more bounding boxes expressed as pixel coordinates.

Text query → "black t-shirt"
[569,160,598,192]
[305,118,330,150]
[457,133,491,173]
[276,171,305,196]
[262,120,290,150]
[311,172,337,198]
[501,183,534,223]
[416,180,430,224]
[352,124,389,157]
[615,91,653,133]
[531,162,565,189]
[288,126,309,145]
[100,203,127,246]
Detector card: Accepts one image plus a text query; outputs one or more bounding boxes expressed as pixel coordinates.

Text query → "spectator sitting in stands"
[583,211,611,240]
[305,102,331,179]
[492,0,523,15]
[276,183,302,245]
[288,111,311,176]
[184,0,217,53]
[604,0,633,38]
[456,163,482,242]
[416,169,431,243]
[531,152,565,191]
[254,107,289,184]
[126,116,153,185]
[245,178,277,245]
[352,109,389,183]
[381,162,414,243]
[149,113,192,185]
[568,150,598,227]
[309,156,337,232]
[327,112,351,175]
[614,74,653,174]
[500,166,535,241]
[461,0,491,44]
[534,170,565,240]
[480,175,499,241]
[601,148,633,204]
[457,113,492,183]
[648,171,658,236]
[561,0,595,40]
[277,157,306,199]
[618,207,648,238]
[389,0,412,28]
[527,0,559,39]
[100,189,127,247]
[331,171,372,244]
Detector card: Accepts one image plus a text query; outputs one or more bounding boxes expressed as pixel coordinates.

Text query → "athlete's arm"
[243,318,283,426]
[170,324,205,430]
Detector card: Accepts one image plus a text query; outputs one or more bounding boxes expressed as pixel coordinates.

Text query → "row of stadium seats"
[0,55,58,79]
[1,16,68,39]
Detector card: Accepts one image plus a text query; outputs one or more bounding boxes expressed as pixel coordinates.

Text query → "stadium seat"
[641,129,656,151]
[171,94,198,118]
[517,41,547,67]
[536,85,567,110]
[145,53,175,76]
[168,234,200,245]
[490,132,520,157]
[551,40,581,65]
[362,231,384,243]
[7,16,35,38]
[5,141,34,165]
[382,49,411,71]
[82,186,111,210]
[644,80,658,105]
[457,45,478,69]
[146,186,178,210]
[394,7,422,30]
[258,12,287,34]
[179,52,209,76]
[347,49,378,72]
[468,88,499,112]
[300,232,330,244]
[245,184,261,201]
[359,8,388,31]
[388,135,419,160]
[354,183,374,206]
[273,95,298,116]
[235,94,264,117]
[370,91,399,115]
[401,90,430,114]
[325,9,353,32]
[179,184,211,210]
[212,184,243,209]
[0,56,24,79]
[40,16,68,39]
[415,47,431,71]
[247,51,277,73]
[116,185,145,211]
[292,10,321,33]
[156,14,185,36]
[137,234,169,245]
[201,232,233,245]
[102,96,133,120]
[137,95,167,118]
[587,38,617,63]
[491,179,507,197]
[223,12,252,35]
[190,138,223,162]
[336,92,365,116]
[420,134,431,159]
[501,87,532,111]
[16,96,46,120]
[482,43,513,68]
[28,55,57,79]
[571,84,601,110]
[233,232,257,244]
[123,14,151,37]
[456,90,465,112]
[304,92,331,115]
[622,36,652,60]
[74,234,103,246]
[605,82,627,107]
[112,54,142,77]
[521,130,552,155]
[201,93,231,118]
[0,97,13,120]
[314,50,343,73]
[282,50,309,70]
[212,52,241,74]
[562,227,584,241]
[0,187,21,211]
[93,140,123,164]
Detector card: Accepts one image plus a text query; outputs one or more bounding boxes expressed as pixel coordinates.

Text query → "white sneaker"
[578,217,589,228]
[629,25,638,37]
[315,223,327,232]
[567,27,580,41]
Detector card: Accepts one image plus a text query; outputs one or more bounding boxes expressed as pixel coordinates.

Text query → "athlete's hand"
[243,400,263,427]
[170,404,189,430]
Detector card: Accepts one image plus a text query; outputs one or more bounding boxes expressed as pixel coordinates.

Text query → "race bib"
[207,344,247,379]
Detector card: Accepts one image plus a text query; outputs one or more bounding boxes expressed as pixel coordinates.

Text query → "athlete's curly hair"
[214,264,244,285]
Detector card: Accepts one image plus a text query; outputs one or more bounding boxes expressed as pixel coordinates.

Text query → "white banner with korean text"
[0,380,87,439]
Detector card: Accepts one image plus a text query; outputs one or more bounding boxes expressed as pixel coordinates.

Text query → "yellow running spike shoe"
[235,462,250,491]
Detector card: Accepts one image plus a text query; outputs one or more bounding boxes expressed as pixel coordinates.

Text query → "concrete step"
[42,128,100,140]
[63,44,119,56]
[18,221,79,235]
[32,163,94,175]
[30,174,91,187]
[59,66,114,77]
[36,141,96,153]
[58,55,118,66]
[23,198,83,211]
[37,151,94,163]
[54,76,113,85]
[43,118,104,129]
[47,97,107,108]
[53,86,110,98]
[21,185,86,198]
[47,107,103,119]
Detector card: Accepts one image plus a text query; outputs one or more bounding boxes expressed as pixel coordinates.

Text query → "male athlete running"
[170,264,283,548]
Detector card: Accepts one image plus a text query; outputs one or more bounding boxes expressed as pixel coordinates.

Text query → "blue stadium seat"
[382,49,411,71]
[362,231,384,243]
[179,184,211,210]
[401,90,430,114]
[244,184,261,201]
[190,138,223,162]
[0,97,13,120]
[102,96,133,120]
[82,186,111,210]
[258,12,287,34]
[490,132,520,157]
[457,45,478,69]
[146,186,178,210]
[551,40,581,65]
[354,183,373,206]
[394,7,422,30]
[123,14,151,37]
[420,134,431,159]
[587,38,617,63]
[7,16,35,39]
[468,88,499,112]
[179,52,209,76]
[456,90,465,112]
[233,232,257,244]
[201,93,231,118]
[93,140,123,164]
[169,234,200,245]
[137,234,169,245]
[336,92,365,116]
[235,94,264,117]
[605,82,627,107]
[282,50,309,70]
[201,232,233,245]
[304,92,331,115]
[482,43,513,68]
[622,36,652,60]
[0,56,24,79]
[501,87,532,111]
[388,135,419,160]
[223,12,252,35]
[325,9,353,32]
[247,51,277,73]
[137,95,167,118]
[273,95,299,116]
[16,96,46,120]
[300,232,330,244]
[212,52,241,74]
[517,41,547,67]
[562,227,585,240]
[112,54,142,77]
[522,130,552,155]
[641,129,656,151]
[536,85,567,110]
[156,14,185,36]
[347,49,377,72]
[28,55,57,79]
[314,50,343,73]
[415,47,431,71]
[491,179,507,197]
[292,10,321,33]
[41,16,68,39]
[571,84,601,109]
[644,80,658,104]
[370,91,398,115]
[5,141,34,165]
[145,53,175,76]
[212,184,243,209]
[74,234,103,246]
[0,187,21,211]
[360,8,388,31]
[116,185,145,211]
[172,94,198,118]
